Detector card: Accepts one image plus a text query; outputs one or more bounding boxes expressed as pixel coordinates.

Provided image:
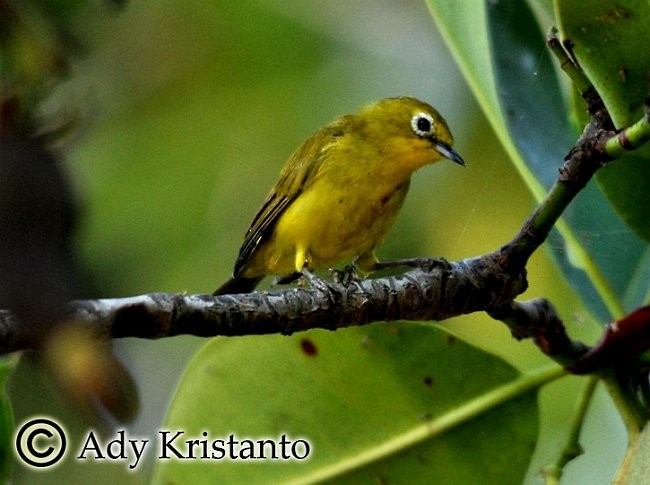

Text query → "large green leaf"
[555,0,650,244]
[487,0,571,189]
[597,148,650,244]
[154,324,553,484]
[555,0,650,129]
[427,0,650,321]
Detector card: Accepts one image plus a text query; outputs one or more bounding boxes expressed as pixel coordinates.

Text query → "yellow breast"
[241,173,411,277]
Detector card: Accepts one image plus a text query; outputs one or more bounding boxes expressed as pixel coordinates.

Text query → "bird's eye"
[411,113,435,137]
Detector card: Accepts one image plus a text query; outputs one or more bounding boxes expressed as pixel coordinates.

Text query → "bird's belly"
[251,182,408,275]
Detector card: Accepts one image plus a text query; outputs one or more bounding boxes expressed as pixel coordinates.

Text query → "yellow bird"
[214,97,464,295]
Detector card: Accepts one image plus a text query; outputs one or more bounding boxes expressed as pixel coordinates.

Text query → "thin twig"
[541,376,598,484]
[546,27,595,104]
[605,98,650,158]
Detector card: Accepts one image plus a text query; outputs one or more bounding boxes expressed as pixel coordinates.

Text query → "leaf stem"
[605,99,650,158]
[541,376,598,484]
[546,27,593,99]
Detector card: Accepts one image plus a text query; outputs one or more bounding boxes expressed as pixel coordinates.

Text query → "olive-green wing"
[232,124,344,276]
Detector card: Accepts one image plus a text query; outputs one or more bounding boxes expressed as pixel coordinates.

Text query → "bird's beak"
[434,140,465,166]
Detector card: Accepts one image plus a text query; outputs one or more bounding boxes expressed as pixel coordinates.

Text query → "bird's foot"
[330,263,362,287]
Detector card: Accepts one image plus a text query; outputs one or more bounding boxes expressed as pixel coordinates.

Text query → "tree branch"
[0,254,526,353]
[487,299,589,367]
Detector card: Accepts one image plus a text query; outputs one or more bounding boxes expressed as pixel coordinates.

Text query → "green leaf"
[555,0,650,129]
[425,0,548,200]
[487,0,572,189]
[428,0,650,321]
[555,0,650,245]
[154,324,553,484]
[597,147,650,244]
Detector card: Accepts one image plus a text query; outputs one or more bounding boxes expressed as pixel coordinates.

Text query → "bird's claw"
[330,263,361,287]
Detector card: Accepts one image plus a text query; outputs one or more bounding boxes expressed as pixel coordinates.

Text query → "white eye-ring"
[411,112,435,137]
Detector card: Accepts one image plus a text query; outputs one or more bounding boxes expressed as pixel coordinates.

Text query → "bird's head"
[357,96,465,174]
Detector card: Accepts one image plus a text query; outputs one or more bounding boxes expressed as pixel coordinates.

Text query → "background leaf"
[554,0,650,246]
[597,148,650,244]
[487,0,571,189]
[154,324,543,484]
[428,0,650,321]
[555,0,650,129]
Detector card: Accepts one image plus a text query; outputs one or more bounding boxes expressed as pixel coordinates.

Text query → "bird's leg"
[373,257,451,272]
[330,261,362,286]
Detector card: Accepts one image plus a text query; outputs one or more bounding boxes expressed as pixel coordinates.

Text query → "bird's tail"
[213,275,262,295]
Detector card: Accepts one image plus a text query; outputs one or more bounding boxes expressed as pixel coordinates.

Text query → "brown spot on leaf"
[300,338,318,356]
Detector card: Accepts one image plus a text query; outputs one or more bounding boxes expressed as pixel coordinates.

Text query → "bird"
[214,96,464,295]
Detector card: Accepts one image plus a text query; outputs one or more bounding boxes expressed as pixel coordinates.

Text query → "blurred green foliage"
[4,0,645,483]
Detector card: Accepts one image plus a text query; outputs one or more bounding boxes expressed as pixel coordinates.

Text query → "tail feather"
[213,276,262,295]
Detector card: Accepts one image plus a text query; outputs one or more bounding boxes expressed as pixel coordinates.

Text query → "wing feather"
[232,123,345,276]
